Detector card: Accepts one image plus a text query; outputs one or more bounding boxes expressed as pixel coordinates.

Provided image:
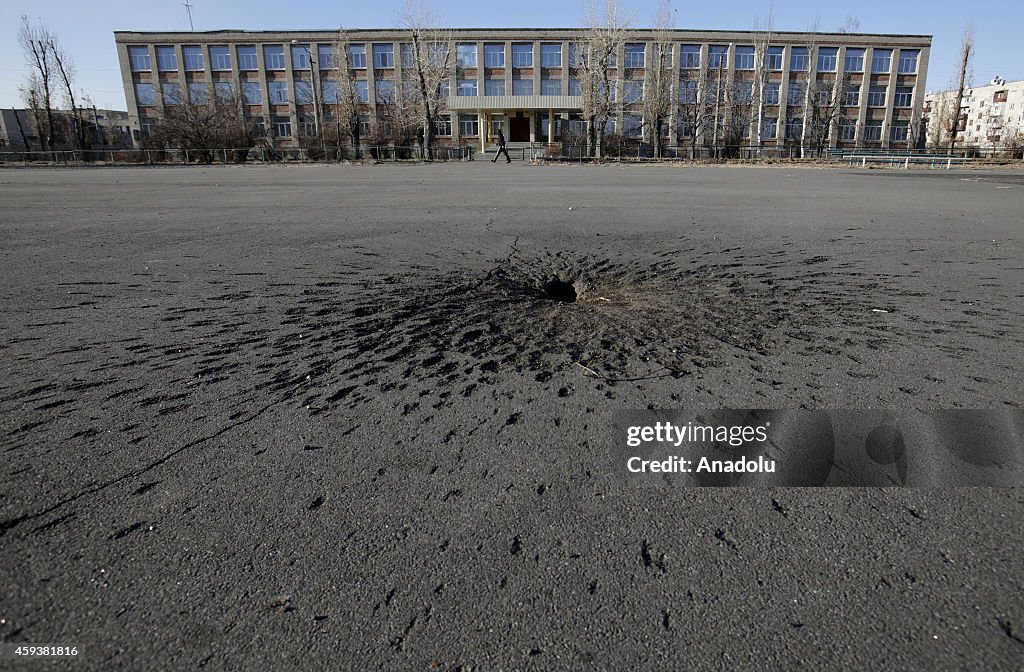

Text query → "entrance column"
[529,111,535,143]
[479,109,486,152]
[548,109,554,144]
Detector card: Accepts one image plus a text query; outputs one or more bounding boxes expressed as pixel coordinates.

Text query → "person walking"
[492,129,511,164]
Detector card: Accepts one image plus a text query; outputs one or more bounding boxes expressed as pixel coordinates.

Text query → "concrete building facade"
[924,77,1024,152]
[114,28,931,152]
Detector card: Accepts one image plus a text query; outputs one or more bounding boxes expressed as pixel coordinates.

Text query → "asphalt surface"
[1,163,1022,670]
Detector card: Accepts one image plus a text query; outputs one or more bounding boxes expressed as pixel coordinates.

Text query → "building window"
[272,117,291,138]
[785,117,802,139]
[264,45,285,70]
[321,80,338,103]
[868,85,887,107]
[242,81,261,104]
[680,45,701,69]
[161,82,181,104]
[871,49,891,73]
[352,80,369,103]
[376,80,395,103]
[156,45,177,71]
[678,119,694,138]
[621,113,642,136]
[709,45,728,70]
[790,47,808,71]
[318,44,336,69]
[484,43,504,68]
[400,43,414,68]
[348,44,366,69]
[438,80,450,98]
[761,117,777,139]
[512,76,533,96]
[128,46,151,72]
[679,79,698,103]
[134,82,156,105]
[358,114,370,137]
[541,76,561,96]
[763,82,780,105]
[735,46,755,70]
[182,45,203,71]
[863,120,882,141]
[842,84,860,107]
[839,121,856,141]
[214,81,234,103]
[459,113,479,136]
[890,120,909,142]
[373,44,394,69]
[455,43,476,68]
[568,42,583,67]
[623,43,645,68]
[898,50,919,74]
[485,78,504,96]
[456,78,477,96]
[788,82,805,106]
[434,114,451,136]
[267,81,289,104]
[568,77,580,96]
[541,43,562,68]
[295,80,314,104]
[237,46,258,70]
[894,86,913,108]
[188,81,209,103]
[291,44,311,69]
[208,46,231,71]
[844,48,864,72]
[734,80,753,104]
[622,79,642,103]
[766,46,783,71]
[511,43,533,68]
[818,48,838,72]
[539,115,561,139]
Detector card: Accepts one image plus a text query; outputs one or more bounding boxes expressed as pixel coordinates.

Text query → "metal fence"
[558,143,1024,162]
[0,144,476,165]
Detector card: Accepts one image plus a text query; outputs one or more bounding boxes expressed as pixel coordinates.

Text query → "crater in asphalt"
[542,276,578,303]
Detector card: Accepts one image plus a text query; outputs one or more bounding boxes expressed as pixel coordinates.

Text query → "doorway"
[509,116,530,142]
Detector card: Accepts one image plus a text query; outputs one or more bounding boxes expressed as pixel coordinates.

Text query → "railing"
[0,144,476,165]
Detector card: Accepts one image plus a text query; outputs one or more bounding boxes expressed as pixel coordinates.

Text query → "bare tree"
[641,0,674,157]
[751,9,775,155]
[803,72,848,156]
[677,60,709,158]
[47,37,86,151]
[575,0,631,158]
[396,0,453,160]
[153,83,260,163]
[18,16,57,151]
[948,24,974,154]
[837,15,861,34]
[333,28,366,158]
[10,107,32,152]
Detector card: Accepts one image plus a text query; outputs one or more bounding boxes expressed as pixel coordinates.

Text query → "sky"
[2,0,1021,111]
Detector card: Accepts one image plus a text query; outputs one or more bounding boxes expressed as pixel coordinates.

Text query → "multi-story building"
[114,28,931,152]
[924,77,1024,152]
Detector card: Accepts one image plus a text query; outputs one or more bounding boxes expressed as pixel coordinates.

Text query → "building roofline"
[113,27,932,40]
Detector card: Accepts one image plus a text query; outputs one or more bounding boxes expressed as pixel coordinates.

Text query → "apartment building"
[924,77,1024,151]
[114,28,931,151]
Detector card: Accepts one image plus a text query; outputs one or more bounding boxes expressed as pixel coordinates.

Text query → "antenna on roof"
[183,0,195,31]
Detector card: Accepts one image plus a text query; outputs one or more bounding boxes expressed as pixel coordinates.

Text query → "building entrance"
[509,116,530,142]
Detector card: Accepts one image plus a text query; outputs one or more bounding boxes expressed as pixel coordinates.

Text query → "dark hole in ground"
[542,277,578,303]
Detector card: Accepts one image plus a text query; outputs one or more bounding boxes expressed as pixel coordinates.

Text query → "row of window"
[128,43,920,75]
[129,44,342,73]
[135,74,916,110]
[744,118,911,141]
